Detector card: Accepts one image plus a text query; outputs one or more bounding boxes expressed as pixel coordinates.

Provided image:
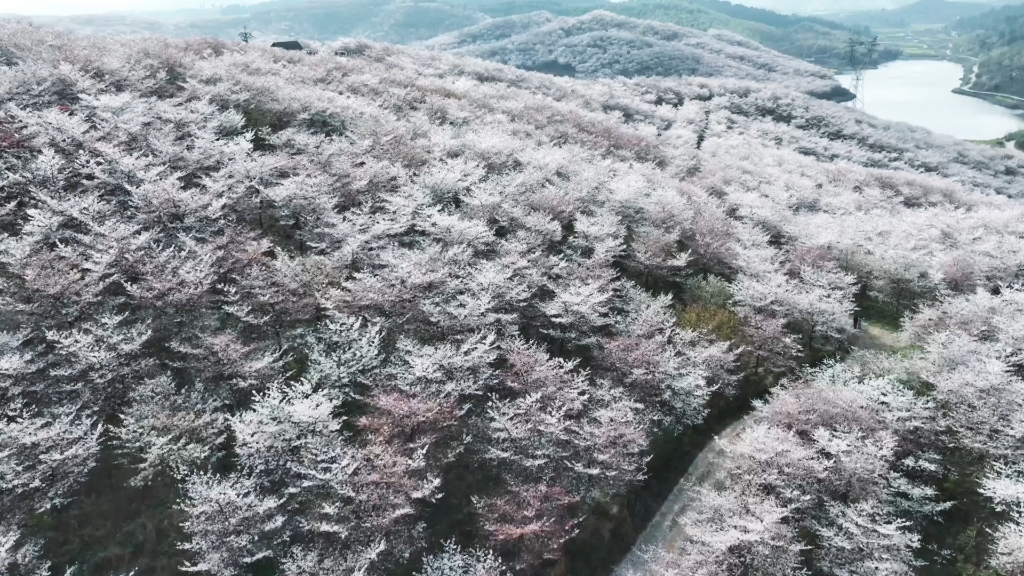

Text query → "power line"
[846,36,879,110]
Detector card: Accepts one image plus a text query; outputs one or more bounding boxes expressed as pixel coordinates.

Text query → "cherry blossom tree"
[417,541,509,576]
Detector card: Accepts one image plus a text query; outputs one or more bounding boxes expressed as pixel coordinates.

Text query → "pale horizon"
[0,0,925,18]
[0,0,264,17]
[0,0,874,18]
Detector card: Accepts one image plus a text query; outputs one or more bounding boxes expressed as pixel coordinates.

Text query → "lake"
[836,59,1024,140]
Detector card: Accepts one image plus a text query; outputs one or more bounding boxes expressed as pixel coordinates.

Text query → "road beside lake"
[837,60,1024,140]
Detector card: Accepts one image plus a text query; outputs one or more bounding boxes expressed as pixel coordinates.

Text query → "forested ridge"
[456,0,894,68]
[16,0,895,70]
[1,19,1024,576]
[421,11,853,101]
[836,0,995,28]
[954,4,1024,98]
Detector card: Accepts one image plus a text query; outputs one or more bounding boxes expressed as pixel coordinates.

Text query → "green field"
[874,26,954,60]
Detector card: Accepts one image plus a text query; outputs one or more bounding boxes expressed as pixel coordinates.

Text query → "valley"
[836,60,1024,140]
[807,1,1024,142]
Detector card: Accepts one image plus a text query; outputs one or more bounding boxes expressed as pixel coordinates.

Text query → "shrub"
[683,275,733,309]
[678,304,740,341]
[304,111,347,138]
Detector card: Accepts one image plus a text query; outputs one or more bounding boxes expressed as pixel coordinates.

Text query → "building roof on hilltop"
[271,40,303,50]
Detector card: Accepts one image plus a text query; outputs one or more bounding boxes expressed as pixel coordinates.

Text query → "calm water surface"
[836,60,1024,140]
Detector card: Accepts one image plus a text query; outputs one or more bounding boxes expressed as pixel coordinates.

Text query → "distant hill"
[15,0,896,69]
[833,0,996,28]
[733,0,1010,14]
[723,0,910,12]
[21,1,491,45]
[459,0,899,67]
[423,10,853,100]
[953,3,1024,98]
[180,1,490,44]
[466,0,847,31]
[954,2,1024,47]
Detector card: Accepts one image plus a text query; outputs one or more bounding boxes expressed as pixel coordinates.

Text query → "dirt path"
[849,322,901,352]
[611,416,752,575]
[611,323,900,575]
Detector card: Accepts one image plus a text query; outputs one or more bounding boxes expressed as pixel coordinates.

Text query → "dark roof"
[271,41,304,51]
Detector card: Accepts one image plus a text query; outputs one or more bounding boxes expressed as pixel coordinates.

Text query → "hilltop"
[2,19,1024,576]
[422,10,853,100]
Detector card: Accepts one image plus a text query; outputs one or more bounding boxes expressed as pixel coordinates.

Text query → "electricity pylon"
[846,36,879,110]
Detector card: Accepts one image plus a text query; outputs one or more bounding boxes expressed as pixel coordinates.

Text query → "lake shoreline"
[836,59,1024,140]
[952,87,1024,111]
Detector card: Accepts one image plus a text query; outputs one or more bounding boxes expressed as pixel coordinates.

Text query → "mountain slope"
[423,10,853,100]
[954,4,1024,98]
[2,21,1024,576]
[463,0,898,67]
[835,0,996,27]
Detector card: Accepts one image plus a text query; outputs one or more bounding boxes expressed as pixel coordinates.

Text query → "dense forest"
[954,4,1024,98]
[971,47,1024,98]
[2,15,1024,576]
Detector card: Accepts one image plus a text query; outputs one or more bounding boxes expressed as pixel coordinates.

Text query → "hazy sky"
[0,0,973,18]
[1,0,262,16]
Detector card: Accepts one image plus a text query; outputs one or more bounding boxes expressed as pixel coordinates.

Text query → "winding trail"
[611,415,751,576]
[611,322,899,575]
[963,62,1024,104]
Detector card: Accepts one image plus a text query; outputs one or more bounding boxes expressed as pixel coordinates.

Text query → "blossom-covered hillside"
[422,10,853,100]
[1,20,1024,576]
